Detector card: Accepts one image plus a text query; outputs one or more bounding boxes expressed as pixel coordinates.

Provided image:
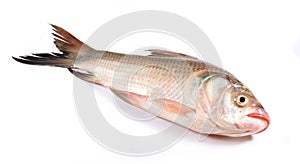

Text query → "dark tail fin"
[12,24,85,68]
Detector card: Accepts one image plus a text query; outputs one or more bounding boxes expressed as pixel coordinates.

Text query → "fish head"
[199,74,270,137]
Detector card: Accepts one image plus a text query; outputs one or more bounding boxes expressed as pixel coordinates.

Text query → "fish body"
[13,25,270,137]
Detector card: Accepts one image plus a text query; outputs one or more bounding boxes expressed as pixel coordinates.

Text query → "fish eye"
[235,94,249,107]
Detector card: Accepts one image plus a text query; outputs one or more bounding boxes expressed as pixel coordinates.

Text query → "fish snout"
[246,108,270,134]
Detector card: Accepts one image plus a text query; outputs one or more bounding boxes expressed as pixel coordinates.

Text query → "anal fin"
[69,68,104,85]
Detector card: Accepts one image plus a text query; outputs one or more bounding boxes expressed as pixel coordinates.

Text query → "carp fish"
[13,25,270,137]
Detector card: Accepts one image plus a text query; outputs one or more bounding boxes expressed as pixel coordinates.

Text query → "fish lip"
[247,112,270,134]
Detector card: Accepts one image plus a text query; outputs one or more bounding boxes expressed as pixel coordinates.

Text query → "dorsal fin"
[146,49,199,60]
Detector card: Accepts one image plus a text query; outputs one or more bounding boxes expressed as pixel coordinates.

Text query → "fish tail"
[12,24,87,68]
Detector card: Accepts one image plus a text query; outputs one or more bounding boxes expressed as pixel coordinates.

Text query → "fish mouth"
[247,112,270,134]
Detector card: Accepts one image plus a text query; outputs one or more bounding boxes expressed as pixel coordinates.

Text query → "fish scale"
[96,53,195,102]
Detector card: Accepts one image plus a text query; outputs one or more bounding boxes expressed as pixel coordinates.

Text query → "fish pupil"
[239,97,246,103]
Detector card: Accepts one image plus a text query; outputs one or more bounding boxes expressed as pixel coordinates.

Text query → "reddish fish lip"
[247,112,270,134]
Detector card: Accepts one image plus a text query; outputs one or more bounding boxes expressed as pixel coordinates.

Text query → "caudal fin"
[12,24,87,68]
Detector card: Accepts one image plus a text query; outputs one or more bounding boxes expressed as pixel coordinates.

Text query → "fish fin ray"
[111,89,150,109]
[69,68,101,84]
[13,24,93,68]
[111,89,196,126]
[146,49,199,60]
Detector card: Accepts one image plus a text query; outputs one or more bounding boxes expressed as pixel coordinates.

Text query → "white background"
[1,0,300,163]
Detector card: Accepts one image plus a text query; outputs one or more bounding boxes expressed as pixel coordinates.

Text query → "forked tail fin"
[12,24,86,68]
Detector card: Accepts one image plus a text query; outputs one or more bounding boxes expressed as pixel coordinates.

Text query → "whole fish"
[13,25,270,137]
